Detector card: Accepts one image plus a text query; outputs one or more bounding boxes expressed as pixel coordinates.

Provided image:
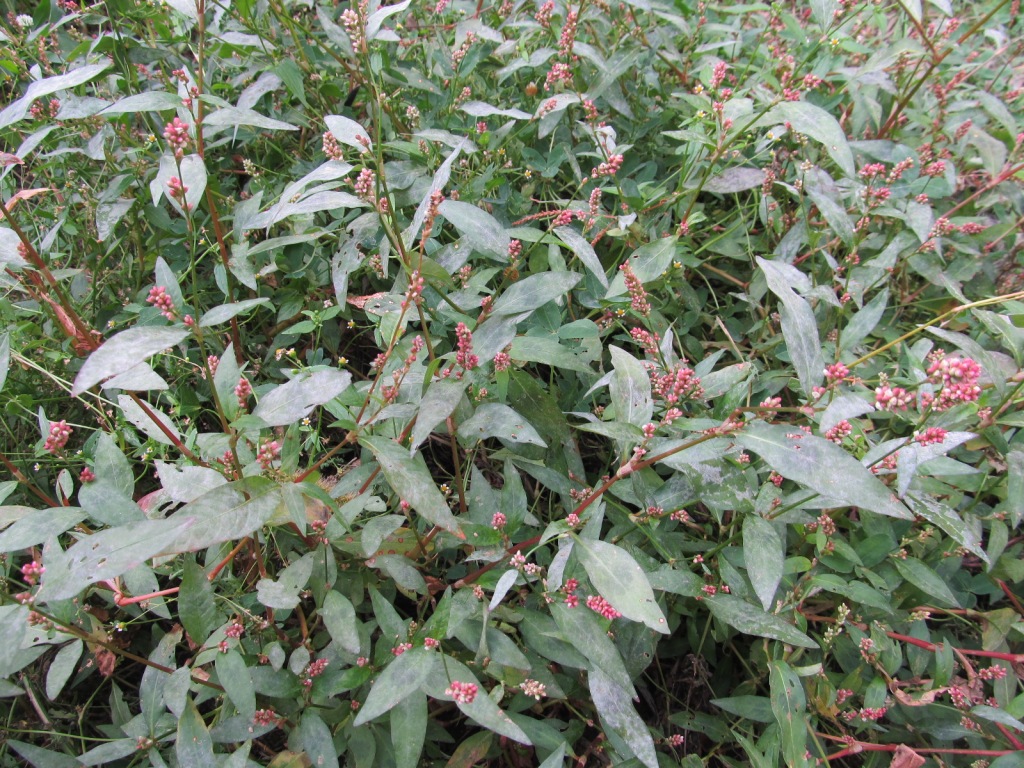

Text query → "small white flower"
[15,14,33,29]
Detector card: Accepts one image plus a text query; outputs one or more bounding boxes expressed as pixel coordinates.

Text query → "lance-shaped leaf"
[704,594,817,648]
[757,257,824,397]
[770,661,810,768]
[438,200,510,261]
[72,327,188,395]
[590,668,658,768]
[252,369,351,427]
[354,647,435,725]
[738,421,912,519]
[458,403,547,447]
[554,226,608,288]
[324,114,374,153]
[410,379,465,452]
[608,346,652,428]
[362,437,461,534]
[491,271,581,316]
[754,101,855,178]
[39,517,196,602]
[0,63,111,130]
[118,395,180,446]
[575,538,668,634]
[162,477,283,554]
[743,515,784,611]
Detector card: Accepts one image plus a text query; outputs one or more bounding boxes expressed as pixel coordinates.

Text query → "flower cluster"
[521,679,547,700]
[874,385,913,411]
[651,363,704,404]
[163,117,190,157]
[491,512,506,529]
[926,352,982,410]
[147,285,176,320]
[445,680,478,704]
[322,131,345,161]
[455,322,479,371]
[586,594,622,620]
[619,261,650,315]
[235,377,252,408]
[21,560,45,585]
[914,427,947,446]
[824,420,852,444]
[257,440,281,470]
[592,154,623,179]
[44,420,72,453]
[302,658,328,688]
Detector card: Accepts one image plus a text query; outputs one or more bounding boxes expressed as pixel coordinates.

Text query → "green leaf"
[140,626,181,731]
[743,515,784,611]
[608,346,653,428]
[257,553,315,609]
[554,227,609,288]
[438,200,511,261]
[458,403,547,447]
[803,168,854,245]
[0,507,86,553]
[551,601,636,695]
[322,590,361,654]
[421,654,532,744]
[0,333,9,395]
[44,639,82,700]
[392,690,428,768]
[362,437,461,534]
[118,394,180,446]
[605,237,677,297]
[410,380,465,452]
[738,421,912,519]
[971,705,1024,732]
[757,258,824,397]
[299,711,336,766]
[700,166,766,194]
[325,113,375,153]
[840,288,889,352]
[177,698,215,767]
[164,477,283,554]
[769,661,809,768]
[7,740,80,768]
[711,695,775,723]
[491,271,581,316]
[757,102,855,177]
[203,105,298,131]
[589,668,658,768]
[39,517,196,602]
[704,594,817,648]
[905,493,986,561]
[216,650,255,720]
[0,63,111,130]
[444,732,493,768]
[99,90,182,115]
[72,327,188,395]
[252,369,351,427]
[199,298,271,327]
[575,538,668,633]
[179,558,220,646]
[508,336,597,373]
[891,556,960,608]
[354,647,436,725]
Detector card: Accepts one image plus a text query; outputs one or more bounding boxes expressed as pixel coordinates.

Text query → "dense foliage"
[1,0,1023,765]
